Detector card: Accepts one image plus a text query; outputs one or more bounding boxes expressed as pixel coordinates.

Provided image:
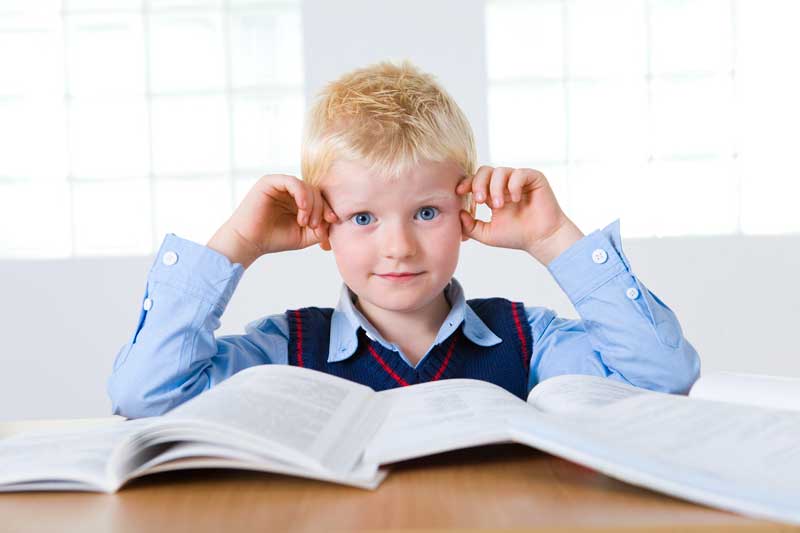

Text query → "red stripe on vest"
[367,344,409,387]
[432,333,459,381]
[294,309,304,367]
[510,303,529,369]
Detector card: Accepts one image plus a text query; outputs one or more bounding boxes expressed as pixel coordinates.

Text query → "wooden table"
[0,444,795,532]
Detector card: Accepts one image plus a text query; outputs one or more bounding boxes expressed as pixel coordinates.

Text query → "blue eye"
[416,206,439,221]
[352,212,374,226]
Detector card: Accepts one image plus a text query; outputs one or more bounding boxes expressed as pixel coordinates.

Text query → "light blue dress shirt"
[107,219,701,419]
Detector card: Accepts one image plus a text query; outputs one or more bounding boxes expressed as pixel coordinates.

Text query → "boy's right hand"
[206,174,338,269]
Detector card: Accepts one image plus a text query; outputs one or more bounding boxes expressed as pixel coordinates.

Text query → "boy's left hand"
[457,166,585,266]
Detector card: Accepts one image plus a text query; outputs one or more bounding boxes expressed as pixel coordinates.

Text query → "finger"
[268,175,309,226]
[310,187,324,229]
[471,165,494,204]
[320,190,339,223]
[507,168,530,203]
[489,167,512,209]
[302,182,317,227]
[323,203,338,223]
[455,173,473,195]
[459,209,489,244]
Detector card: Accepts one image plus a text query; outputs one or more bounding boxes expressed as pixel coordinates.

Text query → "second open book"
[1,365,799,525]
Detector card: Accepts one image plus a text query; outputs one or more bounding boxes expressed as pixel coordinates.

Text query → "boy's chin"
[359,281,444,312]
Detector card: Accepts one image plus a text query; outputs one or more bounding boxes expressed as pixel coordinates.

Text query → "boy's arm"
[106,233,290,419]
[525,219,701,395]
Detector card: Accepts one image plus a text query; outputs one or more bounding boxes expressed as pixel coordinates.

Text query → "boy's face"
[320,158,469,314]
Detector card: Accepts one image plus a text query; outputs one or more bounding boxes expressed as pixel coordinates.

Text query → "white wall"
[1,0,796,421]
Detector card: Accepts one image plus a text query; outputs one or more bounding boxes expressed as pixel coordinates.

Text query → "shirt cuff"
[148,233,245,307]
[546,219,629,303]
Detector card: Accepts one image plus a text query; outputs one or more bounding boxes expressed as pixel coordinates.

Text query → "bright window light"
[486,0,800,237]
[0,0,304,258]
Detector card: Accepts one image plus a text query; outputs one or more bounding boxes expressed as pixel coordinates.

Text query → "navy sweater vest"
[285,297,534,400]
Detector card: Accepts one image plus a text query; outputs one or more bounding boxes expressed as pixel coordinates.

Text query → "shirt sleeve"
[106,233,290,419]
[525,219,701,396]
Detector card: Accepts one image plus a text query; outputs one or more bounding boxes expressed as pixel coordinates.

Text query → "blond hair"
[300,59,476,210]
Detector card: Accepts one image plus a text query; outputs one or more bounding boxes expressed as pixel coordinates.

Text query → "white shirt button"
[143,297,153,310]
[162,251,178,266]
[626,287,640,300]
[591,248,608,264]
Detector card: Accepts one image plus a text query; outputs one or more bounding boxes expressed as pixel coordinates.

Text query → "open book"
[2,365,799,526]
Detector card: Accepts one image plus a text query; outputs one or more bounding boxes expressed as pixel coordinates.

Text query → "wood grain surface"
[0,444,796,533]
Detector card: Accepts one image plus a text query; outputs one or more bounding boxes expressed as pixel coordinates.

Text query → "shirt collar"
[327,277,503,363]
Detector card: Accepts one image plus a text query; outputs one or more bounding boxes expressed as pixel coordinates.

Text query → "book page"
[527,374,652,414]
[508,392,800,525]
[123,442,387,490]
[0,418,153,493]
[690,371,800,412]
[363,379,529,464]
[155,365,383,474]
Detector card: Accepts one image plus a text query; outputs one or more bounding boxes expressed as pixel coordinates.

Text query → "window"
[485,0,800,237]
[0,0,304,258]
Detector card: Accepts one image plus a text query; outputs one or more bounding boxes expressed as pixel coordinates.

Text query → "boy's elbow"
[649,338,701,395]
[107,377,170,419]
[673,339,701,394]
[107,365,212,419]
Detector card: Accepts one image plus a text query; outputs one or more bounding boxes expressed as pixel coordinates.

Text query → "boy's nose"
[381,223,416,258]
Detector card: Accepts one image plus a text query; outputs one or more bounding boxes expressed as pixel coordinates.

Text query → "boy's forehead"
[321,158,464,197]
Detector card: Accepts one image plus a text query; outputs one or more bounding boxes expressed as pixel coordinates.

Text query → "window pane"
[229,6,303,88]
[650,75,735,158]
[568,79,648,162]
[149,0,223,8]
[486,0,563,81]
[66,12,146,96]
[68,97,150,179]
[649,158,738,236]
[72,179,152,255]
[650,0,733,75]
[568,160,656,238]
[150,94,230,176]
[0,97,68,180]
[0,12,64,97]
[66,0,142,9]
[488,83,566,164]
[232,92,303,172]
[568,0,646,79]
[0,1,304,257]
[153,177,232,245]
[149,11,225,92]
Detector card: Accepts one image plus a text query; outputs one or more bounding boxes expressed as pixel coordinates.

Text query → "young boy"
[107,60,700,419]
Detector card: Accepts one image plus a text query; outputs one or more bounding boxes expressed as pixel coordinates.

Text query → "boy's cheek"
[327,226,359,258]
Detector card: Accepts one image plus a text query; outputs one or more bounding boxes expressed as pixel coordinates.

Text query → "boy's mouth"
[376,272,424,281]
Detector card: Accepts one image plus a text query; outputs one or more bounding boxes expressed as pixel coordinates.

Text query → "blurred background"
[1,0,798,419]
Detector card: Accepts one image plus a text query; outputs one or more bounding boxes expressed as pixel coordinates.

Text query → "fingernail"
[476,192,484,201]
[493,198,501,207]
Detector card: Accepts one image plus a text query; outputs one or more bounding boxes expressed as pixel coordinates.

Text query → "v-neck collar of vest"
[327,277,503,364]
